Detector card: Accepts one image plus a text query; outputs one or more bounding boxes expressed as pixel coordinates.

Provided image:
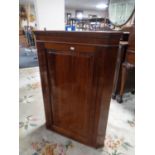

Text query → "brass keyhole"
[70,47,75,51]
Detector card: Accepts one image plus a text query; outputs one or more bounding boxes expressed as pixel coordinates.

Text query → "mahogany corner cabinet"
[34,31,122,148]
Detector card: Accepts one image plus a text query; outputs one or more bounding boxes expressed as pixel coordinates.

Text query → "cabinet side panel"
[36,42,53,128]
[93,47,119,147]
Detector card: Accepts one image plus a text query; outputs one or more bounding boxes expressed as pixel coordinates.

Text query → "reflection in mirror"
[108,0,135,26]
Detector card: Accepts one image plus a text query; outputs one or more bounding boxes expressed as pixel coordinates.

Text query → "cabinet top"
[34,31,122,46]
[34,30,122,35]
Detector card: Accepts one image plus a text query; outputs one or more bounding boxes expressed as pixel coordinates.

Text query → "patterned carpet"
[19,67,135,155]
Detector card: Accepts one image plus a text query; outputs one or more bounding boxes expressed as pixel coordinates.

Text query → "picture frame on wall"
[75,10,83,19]
[66,13,71,25]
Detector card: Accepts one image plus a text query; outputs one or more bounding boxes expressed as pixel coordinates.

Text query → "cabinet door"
[46,44,96,143]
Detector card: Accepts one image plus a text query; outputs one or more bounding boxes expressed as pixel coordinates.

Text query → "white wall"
[35,0,65,30]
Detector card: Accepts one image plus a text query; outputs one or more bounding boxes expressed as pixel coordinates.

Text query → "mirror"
[108,0,135,26]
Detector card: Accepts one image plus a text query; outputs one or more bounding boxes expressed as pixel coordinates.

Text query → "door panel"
[46,46,95,140]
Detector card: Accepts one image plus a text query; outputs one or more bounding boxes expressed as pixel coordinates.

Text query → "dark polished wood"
[112,25,135,103]
[112,41,128,99]
[34,31,122,148]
